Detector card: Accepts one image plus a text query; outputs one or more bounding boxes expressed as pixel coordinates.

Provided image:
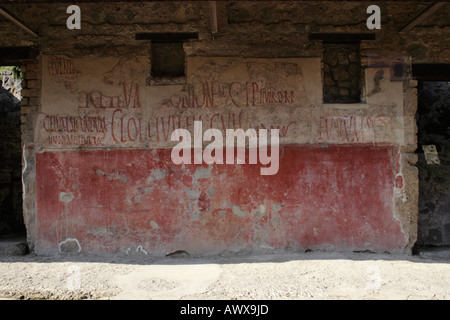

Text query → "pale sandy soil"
[0,249,449,300]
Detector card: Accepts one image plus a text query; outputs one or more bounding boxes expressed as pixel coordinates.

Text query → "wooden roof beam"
[209,1,218,34]
[399,2,446,33]
[0,6,39,38]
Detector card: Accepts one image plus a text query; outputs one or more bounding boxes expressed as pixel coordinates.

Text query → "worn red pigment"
[36,145,407,254]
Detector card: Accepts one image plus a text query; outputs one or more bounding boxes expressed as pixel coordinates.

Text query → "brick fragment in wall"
[20,97,30,106]
[26,80,40,89]
[23,71,38,80]
[20,88,40,98]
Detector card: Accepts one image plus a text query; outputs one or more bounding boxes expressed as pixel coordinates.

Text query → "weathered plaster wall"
[38,56,316,148]
[37,55,408,149]
[31,52,414,254]
[1,1,447,254]
[36,146,406,255]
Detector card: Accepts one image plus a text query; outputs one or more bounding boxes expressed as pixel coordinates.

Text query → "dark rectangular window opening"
[322,42,362,104]
[151,42,185,79]
[136,33,198,85]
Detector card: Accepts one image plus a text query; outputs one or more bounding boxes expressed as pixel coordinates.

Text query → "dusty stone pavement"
[0,249,449,300]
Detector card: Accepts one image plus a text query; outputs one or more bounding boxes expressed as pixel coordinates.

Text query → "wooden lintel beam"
[135,32,199,42]
[412,64,450,81]
[0,46,39,64]
[309,33,376,43]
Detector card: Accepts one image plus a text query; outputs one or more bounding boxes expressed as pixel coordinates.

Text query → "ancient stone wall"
[0,1,448,254]
[0,67,23,236]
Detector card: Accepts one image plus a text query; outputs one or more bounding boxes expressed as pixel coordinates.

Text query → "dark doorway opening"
[415,80,450,249]
[0,65,25,240]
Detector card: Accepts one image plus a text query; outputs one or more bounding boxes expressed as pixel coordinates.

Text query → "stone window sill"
[148,77,186,86]
[322,103,370,109]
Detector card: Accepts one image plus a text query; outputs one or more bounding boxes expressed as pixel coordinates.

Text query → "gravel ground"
[0,249,449,300]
